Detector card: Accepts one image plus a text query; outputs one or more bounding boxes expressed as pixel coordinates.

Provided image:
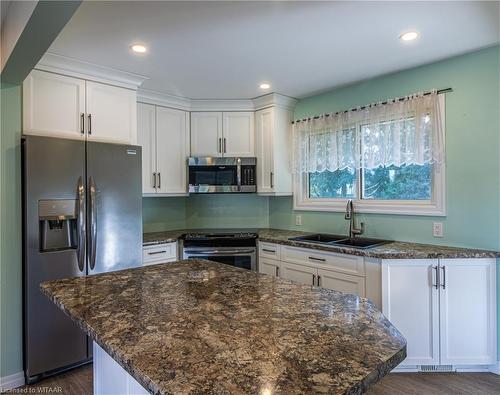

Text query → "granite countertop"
[42,260,406,395]
[143,228,500,259]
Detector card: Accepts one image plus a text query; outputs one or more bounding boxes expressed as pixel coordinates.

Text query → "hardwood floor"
[5,364,93,395]
[5,365,500,394]
[368,372,500,395]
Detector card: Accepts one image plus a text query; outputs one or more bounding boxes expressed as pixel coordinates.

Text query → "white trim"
[489,361,500,375]
[293,95,446,216]
[137,89,191,111]
[36,53,149,90]
[393,364,500,374]
[0,371,25,391]
[138,89,298,112]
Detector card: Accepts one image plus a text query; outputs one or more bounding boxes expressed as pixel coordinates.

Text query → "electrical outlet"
[295,215,302,226]
[433,222,443,238]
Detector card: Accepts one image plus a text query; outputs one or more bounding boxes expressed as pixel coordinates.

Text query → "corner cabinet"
[190,112,254,157]
[255,107,293,195]
[23,69,137,144]
[137,103,190,196]
[382,258,496,368]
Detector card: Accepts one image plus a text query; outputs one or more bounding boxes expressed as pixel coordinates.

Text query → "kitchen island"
[41,259,406,394]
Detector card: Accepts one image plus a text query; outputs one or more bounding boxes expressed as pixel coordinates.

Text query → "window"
[294,93,445,216]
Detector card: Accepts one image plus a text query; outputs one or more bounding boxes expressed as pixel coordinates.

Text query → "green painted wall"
[143,197,187,232]
[270,45,500,252]
[0,83,23,377]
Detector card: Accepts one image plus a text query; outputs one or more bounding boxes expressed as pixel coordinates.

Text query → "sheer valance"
[293,91,444,173]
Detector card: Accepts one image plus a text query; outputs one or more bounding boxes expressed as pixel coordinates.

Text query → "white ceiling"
[48,1,499,99]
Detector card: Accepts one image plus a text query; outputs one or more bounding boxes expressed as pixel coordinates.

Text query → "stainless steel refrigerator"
[23,135,142,383]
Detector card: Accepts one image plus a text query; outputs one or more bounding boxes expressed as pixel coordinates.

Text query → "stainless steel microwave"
[188,157,257,193]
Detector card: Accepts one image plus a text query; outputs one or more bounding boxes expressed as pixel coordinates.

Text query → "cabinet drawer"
[282,245,365,276]
[143,242,177,264]
[318,269,366,298]
[258,242,281,260]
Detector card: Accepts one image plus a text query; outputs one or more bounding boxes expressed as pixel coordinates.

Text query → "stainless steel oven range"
[181,231,258,271]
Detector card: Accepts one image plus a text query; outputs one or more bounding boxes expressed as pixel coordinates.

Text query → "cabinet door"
[259,257,281,277]
[137,103,157,194]
[23,70,85,140]
[190,112,222,157]
[382,260,440,366]
[439,259,496,365]
[156,107,190,194]
[281,261,316,286]
[86,81,137,144]
[318,269,365,297]
[255,108,274,193]
[222,112,254,157]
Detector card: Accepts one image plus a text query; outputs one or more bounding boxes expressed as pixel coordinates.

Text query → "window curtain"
[293,91,444,173]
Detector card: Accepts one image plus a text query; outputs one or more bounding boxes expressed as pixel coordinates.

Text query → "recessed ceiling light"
[399,31,419,42]
[130,44,147,54]
[259,83,271,90]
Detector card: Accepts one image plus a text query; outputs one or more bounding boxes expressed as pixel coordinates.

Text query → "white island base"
[93,342,149,395]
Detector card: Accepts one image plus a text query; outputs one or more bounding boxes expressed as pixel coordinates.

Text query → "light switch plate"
[295,215,302,226]
[433,222,443,238]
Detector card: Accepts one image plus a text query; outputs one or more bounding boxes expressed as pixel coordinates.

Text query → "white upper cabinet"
[255,106,292,195]
[85,81,137,145]
[23,70,137,145]
[222,112,254,157]
[156,107,190,194]
[190,112,255,157]
[190,112,222,157]
[137,103,190,196]
[137,103,156,194]
[23,70,86,140]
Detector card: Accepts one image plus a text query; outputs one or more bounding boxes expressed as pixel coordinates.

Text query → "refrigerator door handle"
[89,176,98,270]
[76,176,86,272]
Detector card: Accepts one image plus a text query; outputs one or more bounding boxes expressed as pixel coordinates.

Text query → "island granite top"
[143,228,500,259]
[42,260,406,395]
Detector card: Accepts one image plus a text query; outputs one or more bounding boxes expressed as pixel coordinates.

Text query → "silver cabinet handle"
[80,113,85,135]
[432,265,439,289]
[275,266,279,277]
[312,274,316,285]
[157,172,161,189]
[223,138,227,153]
[262,248,276,253]
[89,176,97,270]
[76,176,86,272]
[148,250,167,255]
[317,275,321,287]
[153,172,156,189]
[270,172,274,188]
[308,256,326,262]
[88,114,92,135]
[441,266,446,289]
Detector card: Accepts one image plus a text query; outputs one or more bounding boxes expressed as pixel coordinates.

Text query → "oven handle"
[184,249,255,255]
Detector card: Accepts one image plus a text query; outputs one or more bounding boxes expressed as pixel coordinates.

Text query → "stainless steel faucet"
[345,199,364,239]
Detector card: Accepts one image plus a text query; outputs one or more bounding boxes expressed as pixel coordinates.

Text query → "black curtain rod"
[292,88,453,124]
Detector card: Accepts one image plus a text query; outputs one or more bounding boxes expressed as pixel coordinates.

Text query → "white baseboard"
[0,371,25,391]
[489,361,500,375]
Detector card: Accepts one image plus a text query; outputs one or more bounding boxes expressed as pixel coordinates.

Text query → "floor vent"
[419,365,454,372]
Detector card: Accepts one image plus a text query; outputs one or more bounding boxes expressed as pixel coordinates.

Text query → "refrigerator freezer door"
[86,142,142,275]
[23,136,89,380]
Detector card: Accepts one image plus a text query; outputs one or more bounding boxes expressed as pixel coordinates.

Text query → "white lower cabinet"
[259,257,281,277]
[142,242,177,266]
[318,269,366,297]
[282,261,317,286]
[382,258,496,368]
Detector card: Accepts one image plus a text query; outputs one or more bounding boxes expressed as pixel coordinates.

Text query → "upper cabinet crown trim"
[138,89,298,112]
[36,53,149,90]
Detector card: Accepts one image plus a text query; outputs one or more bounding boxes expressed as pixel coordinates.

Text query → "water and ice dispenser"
[38,199,78,252]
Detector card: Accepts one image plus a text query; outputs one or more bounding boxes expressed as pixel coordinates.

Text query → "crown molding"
[35,53,149,90]
[137,89,191,111]
[252,93,298,110]
[136,90,298,112]
[190,99,255,112]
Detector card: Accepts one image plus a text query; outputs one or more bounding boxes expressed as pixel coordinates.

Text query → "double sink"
[289,233,392,249]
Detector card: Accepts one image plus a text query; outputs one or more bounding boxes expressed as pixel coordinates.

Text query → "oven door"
[183,247,257,271]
